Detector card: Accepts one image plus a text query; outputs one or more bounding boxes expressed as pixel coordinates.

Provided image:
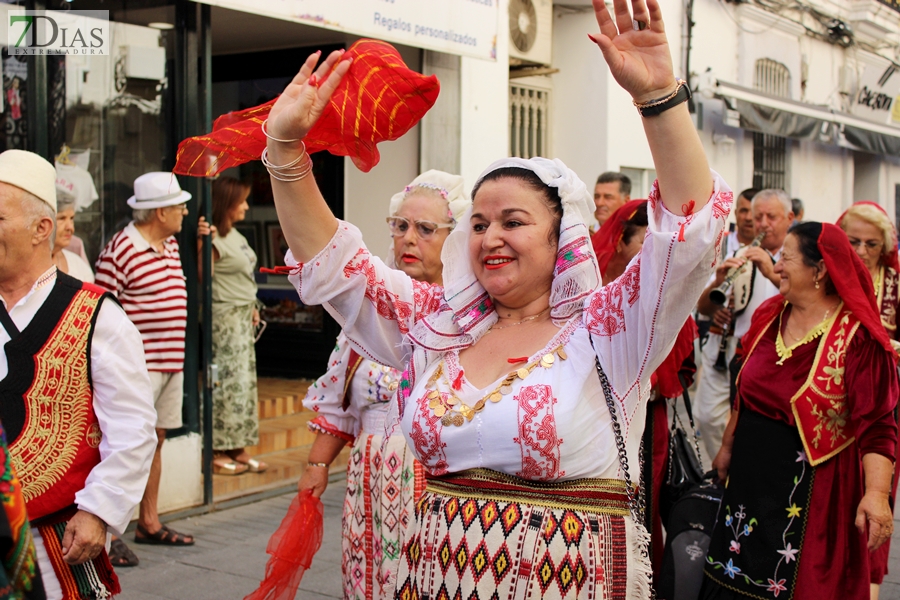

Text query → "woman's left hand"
[856,490,894,550]
[589,0,677,103]
[197,216,216,241]
[252,308,260,328]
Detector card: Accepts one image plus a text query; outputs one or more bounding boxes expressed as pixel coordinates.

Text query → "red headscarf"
[174,39,439,176]
[836,201,900,273]
[741,223,895,357]
[592,199,647,276]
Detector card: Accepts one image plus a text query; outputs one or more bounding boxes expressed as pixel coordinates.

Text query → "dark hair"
[596,171,631,196]
[621,203,648,246]
[789,221,835,294]
[212,177,251,236]
[472,167,563,243]
[738,188,760,202]
[791,197,804,215]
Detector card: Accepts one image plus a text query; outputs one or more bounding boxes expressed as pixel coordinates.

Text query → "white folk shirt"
[303,332,402,438]
[289,175,731,483]
[0,267,157,599]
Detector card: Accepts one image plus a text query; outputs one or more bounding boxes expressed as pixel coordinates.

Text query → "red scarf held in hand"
[174,39,440,177]
[244,489,324,600]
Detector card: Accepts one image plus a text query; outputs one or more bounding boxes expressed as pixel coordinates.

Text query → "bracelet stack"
[633,79,692,118]
[261,119,313,182]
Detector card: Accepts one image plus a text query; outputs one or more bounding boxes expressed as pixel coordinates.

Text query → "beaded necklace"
[425,344,568,427]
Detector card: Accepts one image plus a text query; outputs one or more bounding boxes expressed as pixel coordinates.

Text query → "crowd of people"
[0,0,896,598]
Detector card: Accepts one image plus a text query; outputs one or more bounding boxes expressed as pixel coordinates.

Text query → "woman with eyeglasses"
[837,202,900,600]
[298,171,469,600]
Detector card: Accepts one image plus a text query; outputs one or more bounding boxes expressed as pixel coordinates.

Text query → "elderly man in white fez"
[94,172,212,557]
[0,149,156,597]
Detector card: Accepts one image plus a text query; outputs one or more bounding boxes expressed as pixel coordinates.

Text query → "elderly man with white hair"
[694,189,794,458]
[0,149,156,598]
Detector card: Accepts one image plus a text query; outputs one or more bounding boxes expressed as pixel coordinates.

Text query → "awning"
[715,80,900,156]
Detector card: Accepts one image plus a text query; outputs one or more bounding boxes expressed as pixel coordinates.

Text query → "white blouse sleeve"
[287,221,445,370]
[584,172,732,416]
[302,332,361,441]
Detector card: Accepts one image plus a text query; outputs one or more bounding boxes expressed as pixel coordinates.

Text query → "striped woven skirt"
[343,432,425,600]
[394,469,652,600]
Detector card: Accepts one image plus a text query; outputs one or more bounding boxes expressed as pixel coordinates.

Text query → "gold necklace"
[425,344,568,427]
[486,306,550,333]
[775,302,841,365]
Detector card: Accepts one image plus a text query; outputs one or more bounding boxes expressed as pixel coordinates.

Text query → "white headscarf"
[385,170,470,269]
[407,157,601,353]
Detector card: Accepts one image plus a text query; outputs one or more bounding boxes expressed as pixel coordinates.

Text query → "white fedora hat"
[127,172,192,209]
[0,149,57,212]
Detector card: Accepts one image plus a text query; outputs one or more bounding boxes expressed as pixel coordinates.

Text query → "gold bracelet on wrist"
[307,461,330,469]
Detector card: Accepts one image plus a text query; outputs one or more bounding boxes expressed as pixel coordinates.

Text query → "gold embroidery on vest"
[11,291,99,502]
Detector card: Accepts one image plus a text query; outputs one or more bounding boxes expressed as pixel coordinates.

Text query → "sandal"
[239,457,268,473]
[109,538,139,567]
[134,524,195,546]
[213,458,249,476]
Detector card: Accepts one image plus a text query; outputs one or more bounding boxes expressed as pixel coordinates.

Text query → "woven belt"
[424,468,631,516]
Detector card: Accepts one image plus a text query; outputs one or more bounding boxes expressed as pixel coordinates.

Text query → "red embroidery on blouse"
[585,260,640,337]
[713,228,726,268]
[513,385,564,481]
[343,249,414,333]
[409,394,449,475]
[412,280,443,321]
[711,191,733,222]
[647,182,661,211]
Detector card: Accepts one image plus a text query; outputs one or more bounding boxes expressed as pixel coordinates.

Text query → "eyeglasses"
[386,216,453,239]
[848,239,884,252]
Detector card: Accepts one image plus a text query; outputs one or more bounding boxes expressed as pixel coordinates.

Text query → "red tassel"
[507,357,528,364]
[452,371,464,391]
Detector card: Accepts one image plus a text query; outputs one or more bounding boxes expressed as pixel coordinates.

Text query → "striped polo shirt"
[94,222,187,372]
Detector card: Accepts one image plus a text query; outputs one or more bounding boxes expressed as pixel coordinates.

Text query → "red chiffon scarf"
[175,39,439,176]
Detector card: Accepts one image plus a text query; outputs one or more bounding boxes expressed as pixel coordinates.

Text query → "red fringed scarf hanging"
[174,39,440,176]
[244,490,324,600]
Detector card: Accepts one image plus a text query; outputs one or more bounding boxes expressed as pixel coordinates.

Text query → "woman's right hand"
[266,50,352,145]
[712,443,732,483]
[297,465,329,498]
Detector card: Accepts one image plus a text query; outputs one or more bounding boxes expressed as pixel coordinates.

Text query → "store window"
[509,84,549,159]
[752,58,790,191]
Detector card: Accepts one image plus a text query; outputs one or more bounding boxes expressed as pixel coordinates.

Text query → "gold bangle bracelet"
[307,461,330,468]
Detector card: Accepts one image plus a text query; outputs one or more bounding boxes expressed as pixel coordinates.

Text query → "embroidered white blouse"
[303,332,403,439]
[289,175,732,482]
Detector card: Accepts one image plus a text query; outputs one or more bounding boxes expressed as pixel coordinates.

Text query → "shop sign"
[850,63,900,127]
[197,0,499,61]
[7,10,110,56]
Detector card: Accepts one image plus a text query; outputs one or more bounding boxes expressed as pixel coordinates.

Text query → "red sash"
[11,284,104,521]
[739,303,861,466]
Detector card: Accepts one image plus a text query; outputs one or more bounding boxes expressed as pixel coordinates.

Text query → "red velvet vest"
[739,303,861,466]
[0,273,108,522]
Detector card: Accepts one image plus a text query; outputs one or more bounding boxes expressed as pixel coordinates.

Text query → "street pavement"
[115,477,900,599]
[116,482,346,600]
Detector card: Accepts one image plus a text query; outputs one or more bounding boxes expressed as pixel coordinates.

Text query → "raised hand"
[266,50,353,144]
[589,0,677,103]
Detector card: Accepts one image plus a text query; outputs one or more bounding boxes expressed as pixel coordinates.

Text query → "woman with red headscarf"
[594,200,699,578]
[703,222,898,599]
[837,202,900,599]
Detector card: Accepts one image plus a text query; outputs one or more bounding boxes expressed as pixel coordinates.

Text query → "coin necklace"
[425,344,568,427]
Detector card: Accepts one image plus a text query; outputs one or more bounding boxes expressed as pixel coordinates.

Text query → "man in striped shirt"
[95,172,212,553]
